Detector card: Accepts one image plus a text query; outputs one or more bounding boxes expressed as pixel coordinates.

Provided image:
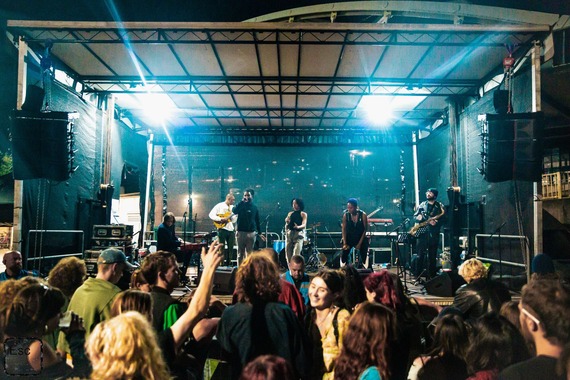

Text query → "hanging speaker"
[11,110,75,181]
[481,112,543,183]
[21,85,45,112]
[493,90,510,114]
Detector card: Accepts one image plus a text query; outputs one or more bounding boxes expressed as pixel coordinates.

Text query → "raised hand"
[201,241,223,271]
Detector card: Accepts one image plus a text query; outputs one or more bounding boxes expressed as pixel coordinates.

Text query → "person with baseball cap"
[57,248,133,357]
[412,188,445,279]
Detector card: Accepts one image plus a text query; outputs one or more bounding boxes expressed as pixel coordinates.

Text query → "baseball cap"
[427,188,439,198]
[97,248,136,269]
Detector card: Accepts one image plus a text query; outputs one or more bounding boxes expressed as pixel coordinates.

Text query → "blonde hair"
[458,258,488,283]
[86,311,171,380]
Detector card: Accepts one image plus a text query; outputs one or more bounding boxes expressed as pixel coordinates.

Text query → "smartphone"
[59,311,72,328]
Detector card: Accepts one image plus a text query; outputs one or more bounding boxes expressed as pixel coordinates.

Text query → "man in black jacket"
[453,258,511,321]
[233,189,260,266]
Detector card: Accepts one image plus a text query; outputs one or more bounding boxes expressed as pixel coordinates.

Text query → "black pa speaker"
[11,110,74,181]
[483,112,543,183]
[212,266,237,294]
[424,272,453,297]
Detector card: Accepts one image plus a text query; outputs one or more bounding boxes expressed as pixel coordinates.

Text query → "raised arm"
[169,241,223,350]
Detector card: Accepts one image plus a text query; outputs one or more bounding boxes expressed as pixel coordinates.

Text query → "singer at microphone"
[233,189,260,265]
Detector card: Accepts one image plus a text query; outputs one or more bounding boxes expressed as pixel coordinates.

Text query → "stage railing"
[474,233,530,282]
[26,229,85,273]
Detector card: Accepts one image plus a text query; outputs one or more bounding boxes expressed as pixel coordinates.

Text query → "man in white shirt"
[209,193,237,266]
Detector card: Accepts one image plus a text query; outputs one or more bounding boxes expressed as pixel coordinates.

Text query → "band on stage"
[155,188,446,275]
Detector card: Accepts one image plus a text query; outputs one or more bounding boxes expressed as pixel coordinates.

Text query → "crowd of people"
[1,246,569,379]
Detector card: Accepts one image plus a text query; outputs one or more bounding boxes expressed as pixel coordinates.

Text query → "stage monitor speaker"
[212,266,237,295]
[424,272,453,297]
[357,268,373,281]
[11,110,73,181]
[483,112,543,183]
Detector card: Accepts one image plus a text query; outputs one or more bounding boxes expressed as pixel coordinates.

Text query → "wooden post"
[12,37,27,252]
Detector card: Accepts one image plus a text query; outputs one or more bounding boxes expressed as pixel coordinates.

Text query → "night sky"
[2,0,568,23]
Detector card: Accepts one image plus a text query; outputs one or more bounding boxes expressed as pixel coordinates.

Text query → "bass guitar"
[409,213,443,237]
[213,211,233,229]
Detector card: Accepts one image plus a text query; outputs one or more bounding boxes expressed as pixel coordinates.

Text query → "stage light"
[349,149,372,158]
[134,92,175,125]
[359,95,393,126]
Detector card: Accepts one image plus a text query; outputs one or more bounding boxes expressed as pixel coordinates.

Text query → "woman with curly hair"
[86,311,171,380]
[334,302,396,380]
[48,256,87,300]
[306,268,350,380]
[217,252,311,379]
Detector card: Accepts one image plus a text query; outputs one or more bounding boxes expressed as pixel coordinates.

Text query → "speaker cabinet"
[11,110,75,181]
[424,272,453,297]
[481,112,543,183]
[212,266,237,294]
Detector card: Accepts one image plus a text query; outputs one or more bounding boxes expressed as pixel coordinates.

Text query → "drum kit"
[273,222,327,270]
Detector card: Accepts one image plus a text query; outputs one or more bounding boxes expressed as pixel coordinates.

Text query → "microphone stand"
[390,219,409,293]
[264,214,270,248]
[489,221,506,281]
[324,226,337,249]
[183,212,188,246]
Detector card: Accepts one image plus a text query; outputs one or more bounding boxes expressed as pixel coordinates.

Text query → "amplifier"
[93,224,134,239]
[85,258,98,275]
[210,266,237,295]
[84,249,103,259]
[90,241,129,249]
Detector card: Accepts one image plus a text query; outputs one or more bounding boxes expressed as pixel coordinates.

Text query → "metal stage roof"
[6,2,565,146]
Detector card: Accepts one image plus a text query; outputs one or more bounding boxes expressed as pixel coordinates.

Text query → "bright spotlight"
[136,92,175,125]
[359,95,393,126]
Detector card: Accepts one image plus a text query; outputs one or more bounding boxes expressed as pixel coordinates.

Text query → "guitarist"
[413,188,445,279]
[208,193,237,266]
[284,198,308,264]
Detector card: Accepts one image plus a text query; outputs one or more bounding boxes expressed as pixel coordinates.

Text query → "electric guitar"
[213,210,233,229]
[409,212,444,237]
